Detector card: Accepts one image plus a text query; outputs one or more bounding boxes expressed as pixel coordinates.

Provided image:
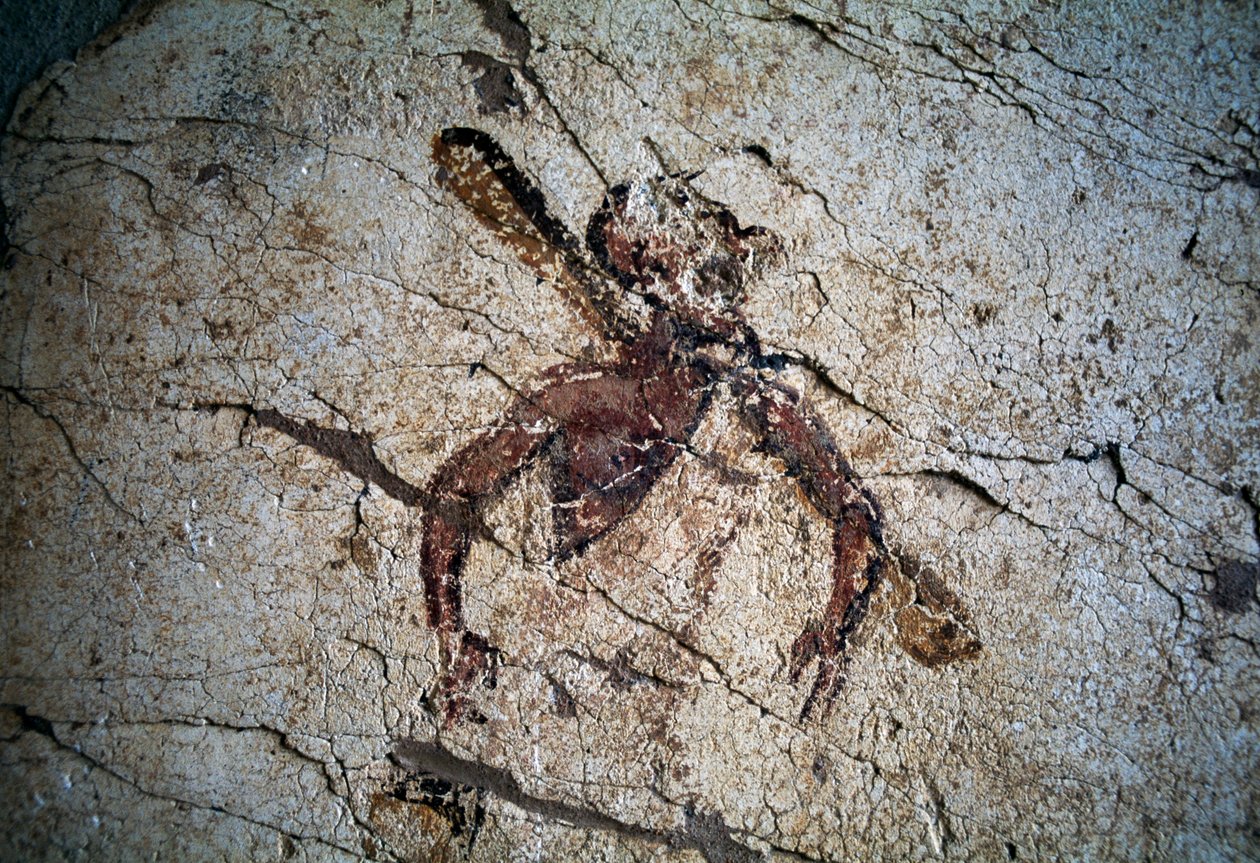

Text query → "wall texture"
[1,1,1257,861]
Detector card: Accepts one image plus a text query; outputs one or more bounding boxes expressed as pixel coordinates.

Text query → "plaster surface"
[1,1,1257,860]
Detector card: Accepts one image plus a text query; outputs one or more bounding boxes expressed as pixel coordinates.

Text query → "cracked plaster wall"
[1,1,1258,861]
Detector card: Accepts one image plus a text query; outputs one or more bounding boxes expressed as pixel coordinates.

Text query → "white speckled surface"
[2,1,1257,860]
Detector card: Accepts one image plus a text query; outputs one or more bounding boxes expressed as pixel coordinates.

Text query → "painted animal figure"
[422,128,886,724]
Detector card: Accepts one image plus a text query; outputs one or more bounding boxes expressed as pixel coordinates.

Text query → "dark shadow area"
[1,0,139,130]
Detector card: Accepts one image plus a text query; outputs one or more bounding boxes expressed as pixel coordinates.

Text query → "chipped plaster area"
[1,1,1257,861]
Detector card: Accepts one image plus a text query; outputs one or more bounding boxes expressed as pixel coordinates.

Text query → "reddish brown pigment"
[255,127,888,725]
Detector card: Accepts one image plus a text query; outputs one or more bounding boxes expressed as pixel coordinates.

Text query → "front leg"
[420,400,554,724]
[736,375,886,720]
[788,506,883,719]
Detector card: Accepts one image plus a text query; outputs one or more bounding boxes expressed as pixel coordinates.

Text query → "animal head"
[587,175,783,340]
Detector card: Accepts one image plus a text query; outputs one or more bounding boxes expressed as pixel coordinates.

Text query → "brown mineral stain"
[367,792,457,863]
[889,551,982,668]
[895,606,981,667]
[203,317,236,341]
[289,200,332,248]
[350,534,378,572]
[971,303,998,327]
[847,425,892,466]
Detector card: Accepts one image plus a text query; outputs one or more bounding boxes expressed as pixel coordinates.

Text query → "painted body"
[422,128,885,724]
